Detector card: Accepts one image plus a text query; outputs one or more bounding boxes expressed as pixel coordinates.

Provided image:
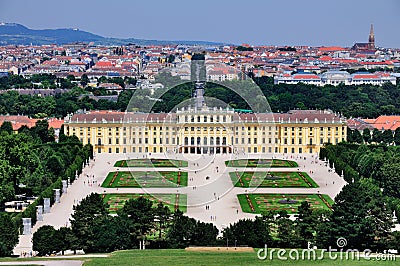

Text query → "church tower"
[368,24,375,49]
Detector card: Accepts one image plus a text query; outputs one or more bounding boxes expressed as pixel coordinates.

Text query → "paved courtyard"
[13,151,347,255]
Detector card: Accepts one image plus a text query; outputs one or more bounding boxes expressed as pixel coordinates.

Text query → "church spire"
[368,24,375,49]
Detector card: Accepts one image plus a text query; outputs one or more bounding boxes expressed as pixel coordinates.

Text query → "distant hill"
[0,23,226,46]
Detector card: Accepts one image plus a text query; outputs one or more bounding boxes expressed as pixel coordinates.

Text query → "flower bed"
[102,171,188,188]
[230,171,318,188]
[237,193,334,214]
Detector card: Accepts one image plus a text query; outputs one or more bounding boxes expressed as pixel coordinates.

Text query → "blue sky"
[1,0,399,47]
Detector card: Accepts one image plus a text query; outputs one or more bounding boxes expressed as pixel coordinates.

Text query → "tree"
[296,201,315,248]
[327,179,393,250]
[380,162,400,198]
[382,129,393,145]
[394,127,400,146]
[33,225,57,256]
[32,120,54,143]
[0,121,13,134]
[167,54,175,63]
[222,217,270,248]
[275,210,299,247]
[192,221,219,246]
[153,202,172,241]
[0,213,19,257]
[372,128,383,144]
[352,129,363,144]
[166,210,196,248]
[80,74,89,87]
[46,155,65,176]
[91,215,131,252]
[70,193,109,252]
[55,227,74,255]
[362,128,371,143]
[119,196,155,247]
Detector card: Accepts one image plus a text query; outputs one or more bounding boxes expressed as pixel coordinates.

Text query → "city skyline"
[1,0,399,47]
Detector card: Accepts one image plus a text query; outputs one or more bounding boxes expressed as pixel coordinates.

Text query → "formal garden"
[237,194,333,214]
[101,171,188,188]
[225,159,298,168]
[102,193,187,213]
[230,171,318,188]
[114,159,188,168]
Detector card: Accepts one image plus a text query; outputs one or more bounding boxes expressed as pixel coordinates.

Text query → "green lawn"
[114,159,188,168]
[82,249,397,266]
[230,172,318,188]
[102,193,187,213]
[238,194,334,214]
[0,249,396,266]
[225,159,298,168]
[101,171,188,188]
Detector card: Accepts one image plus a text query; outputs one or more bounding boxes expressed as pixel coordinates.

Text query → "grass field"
[81,249,397,266]
[101,171,188,188]
[0,249,397,266]
[114,159,188,168]
[102,193,187,213]
[225,159,298,168]
[230,171,318,188]
[238,194,334,214]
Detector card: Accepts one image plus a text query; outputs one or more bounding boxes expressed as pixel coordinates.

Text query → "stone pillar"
[68,177,71,186]
[36,205,43,221]
[22,218,31,235]
[62,180,68,194]
[43,198,50,213]
[54,189,60,203]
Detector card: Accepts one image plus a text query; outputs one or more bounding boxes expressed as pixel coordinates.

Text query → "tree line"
[32,193,219,255]
[0,87,134,118]
[347,127,400,146]
[2,74,400,119]
[126,74,400,118]
[0,120,93,256]
[319,143,400,248]
[30,190,400,256]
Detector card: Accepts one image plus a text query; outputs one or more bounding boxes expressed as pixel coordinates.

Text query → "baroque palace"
[64,107,347,155]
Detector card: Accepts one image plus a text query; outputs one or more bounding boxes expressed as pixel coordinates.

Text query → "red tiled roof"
[364,116,400,130]
[319,56,333,61]
[360,61,392,66]
[48,118,64,129]
[69,111,175,124]
[237,110,342,123]
[0,116,64,131]
[318,46,346,52]
[352,74,379,79]
[293,74,320,80]
[95,61,113,68]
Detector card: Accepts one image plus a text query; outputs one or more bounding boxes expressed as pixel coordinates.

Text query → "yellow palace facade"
[64,107,347,155]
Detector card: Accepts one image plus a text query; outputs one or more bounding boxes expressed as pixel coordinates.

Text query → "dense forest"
[0,74,134,117]
[1,74,400,118]
[319,143,400,249]
[0,121,92,206]
[0,120,93,256]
